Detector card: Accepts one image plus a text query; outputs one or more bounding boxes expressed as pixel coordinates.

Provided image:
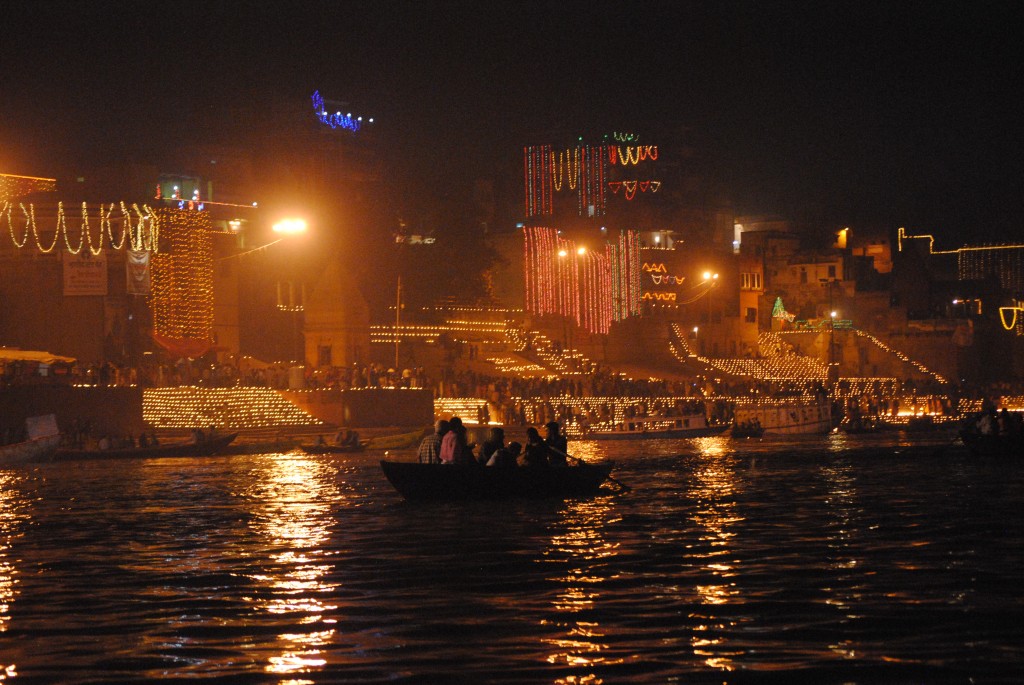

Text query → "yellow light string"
[999,306,1019,330]
[0,201,157,254]
[4,202,29,248]
[26,203,60,253]
[566,148,579,190]
[61,202,86,254]
[550,150,563,192]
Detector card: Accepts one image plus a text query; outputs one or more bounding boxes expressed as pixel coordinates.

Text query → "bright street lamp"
[272,218,308,235]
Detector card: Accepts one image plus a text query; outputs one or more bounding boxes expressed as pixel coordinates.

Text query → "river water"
[0,433,1021,684]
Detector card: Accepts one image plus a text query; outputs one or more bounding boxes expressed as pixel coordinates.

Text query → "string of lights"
[1,201,159,254]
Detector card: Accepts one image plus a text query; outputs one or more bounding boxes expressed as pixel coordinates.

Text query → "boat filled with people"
[959,408,1023,457]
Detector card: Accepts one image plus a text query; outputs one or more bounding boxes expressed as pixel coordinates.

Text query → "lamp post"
[272,218,308,365]
[820,277,838,388]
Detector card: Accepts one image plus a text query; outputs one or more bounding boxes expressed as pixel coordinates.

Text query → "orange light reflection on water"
[687,447,747,672]
[542,492,623,680]
[0,470,29,680]
[245,454,340,678]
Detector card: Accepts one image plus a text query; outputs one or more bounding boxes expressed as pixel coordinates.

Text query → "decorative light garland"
[0,172,56,200]
[1,201,158,254]
[525,144,606,217]
[310,91,373,132]
[607,180,661,199]
[608,146,658,166]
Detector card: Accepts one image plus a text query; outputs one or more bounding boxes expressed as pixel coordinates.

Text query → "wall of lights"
[523,227,641,334]
[143,387,323,429]
[150,209,214,353]
[0,173,56,201]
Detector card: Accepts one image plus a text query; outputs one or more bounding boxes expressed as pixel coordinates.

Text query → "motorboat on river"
[380,460,614,500]
[584,414,726,440]
[732,398,833,435]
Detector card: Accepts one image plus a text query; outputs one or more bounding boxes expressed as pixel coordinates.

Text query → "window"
[745,307,757,323]
[828,265,837,278]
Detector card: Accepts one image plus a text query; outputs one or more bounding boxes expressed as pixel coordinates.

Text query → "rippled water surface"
[1,433,1022,684]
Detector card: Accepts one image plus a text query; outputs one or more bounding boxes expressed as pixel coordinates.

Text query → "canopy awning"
[0,348,76,364]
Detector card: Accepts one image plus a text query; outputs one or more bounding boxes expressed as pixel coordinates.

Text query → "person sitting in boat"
[440,417,476,465]
[191,427,205,443]
[544,421,568,467]
[487,440,521,467]
[97,434,112,450]
[314,434,326,447]
[138,432,149,448]
[343,430,361,448]
[417,419,450,464]
[479,427,506,465]
[519,427,549,467]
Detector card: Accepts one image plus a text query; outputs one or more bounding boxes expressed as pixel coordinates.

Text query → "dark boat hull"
[960,432,1024,457]
[380,460,614,501]
[55,433,238,460]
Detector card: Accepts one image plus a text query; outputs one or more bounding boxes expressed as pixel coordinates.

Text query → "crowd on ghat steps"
[1,357,1016,427]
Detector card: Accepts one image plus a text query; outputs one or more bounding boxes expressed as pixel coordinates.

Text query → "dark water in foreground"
[1,433,1022,684]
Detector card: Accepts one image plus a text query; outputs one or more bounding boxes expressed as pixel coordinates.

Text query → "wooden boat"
[55,432,238,461]
[959,431,1023,457]
[380,460,614,500]
[300,441,367,455]
[585,414,726,440]
[0,414,61,465]
[732,398,832,435]
[0,434,62,466]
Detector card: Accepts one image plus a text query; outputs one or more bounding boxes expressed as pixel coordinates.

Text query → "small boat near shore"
[584,415,726,440]
[380,460,614,500]
[55,432,238,461]
[300,442,367,455]
[0,434,62,465]
[0,414,61,466]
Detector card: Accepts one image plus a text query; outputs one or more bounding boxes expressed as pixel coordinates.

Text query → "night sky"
[3,1,1022,243]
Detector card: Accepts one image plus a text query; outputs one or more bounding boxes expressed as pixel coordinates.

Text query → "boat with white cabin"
[732,398,833,435]
[583,413,727,440]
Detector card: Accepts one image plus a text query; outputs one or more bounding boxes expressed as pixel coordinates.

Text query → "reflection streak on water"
[819,459,862,624]
[543,496,621,679]
[688,438,745,672]
[245,454,340,678]
[0,470,30,680]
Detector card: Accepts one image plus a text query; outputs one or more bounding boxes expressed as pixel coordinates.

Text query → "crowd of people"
[417,418,571,468]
